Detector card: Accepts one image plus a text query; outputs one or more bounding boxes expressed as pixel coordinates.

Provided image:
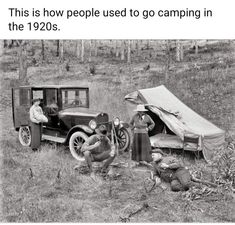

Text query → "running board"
[42,134,66,143]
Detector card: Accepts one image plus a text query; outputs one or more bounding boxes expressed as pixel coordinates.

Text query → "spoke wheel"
[19,126,31,147]
[69,131,88,161]
[116,128,130,152]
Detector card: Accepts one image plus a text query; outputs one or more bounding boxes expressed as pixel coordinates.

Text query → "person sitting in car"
[81,125,116,176]
[48,97,58,115]
[71,95,82,106]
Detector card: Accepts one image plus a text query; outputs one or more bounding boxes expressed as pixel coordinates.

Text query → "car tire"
[116,127,130,152]
[69,131,88,161]
[19,126,31,147]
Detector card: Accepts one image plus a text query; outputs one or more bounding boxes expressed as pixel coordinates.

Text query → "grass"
[0,40,235,222]
[1,126,235,222]
[2,137,234,222]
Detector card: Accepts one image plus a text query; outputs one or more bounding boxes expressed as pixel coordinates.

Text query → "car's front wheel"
[69,131,88,161]
[116,127,130,152]
[19,126,31,147]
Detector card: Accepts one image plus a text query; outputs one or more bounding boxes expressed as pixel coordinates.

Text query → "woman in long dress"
[130,104,155,163]
[29,98,48,151]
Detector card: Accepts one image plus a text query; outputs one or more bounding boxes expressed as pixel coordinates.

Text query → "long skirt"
[132,128,152,162]
[30,122,42,149]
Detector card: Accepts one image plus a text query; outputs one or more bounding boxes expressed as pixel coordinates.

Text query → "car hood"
[59,107,103,117]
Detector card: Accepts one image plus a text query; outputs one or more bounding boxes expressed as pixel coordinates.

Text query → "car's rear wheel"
[116,127,130,152]
[19,126,31,147]
[69,131,88,161]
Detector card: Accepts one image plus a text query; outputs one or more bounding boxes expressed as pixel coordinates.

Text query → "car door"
[12,87,31,129]
[41,88,61,137]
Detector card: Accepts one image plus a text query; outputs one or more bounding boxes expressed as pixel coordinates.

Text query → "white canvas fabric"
[125,85,225,162]
[150,133,183,149]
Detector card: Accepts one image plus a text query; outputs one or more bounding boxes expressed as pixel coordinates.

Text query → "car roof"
[17,85,89,89]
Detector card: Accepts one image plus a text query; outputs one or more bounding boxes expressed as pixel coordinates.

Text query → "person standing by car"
[29,98,48,151]
[81,125,116,176]
[129,104,155,164]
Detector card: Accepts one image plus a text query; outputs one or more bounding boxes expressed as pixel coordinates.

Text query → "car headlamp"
[113,117,120,126]
[89,119,97,130]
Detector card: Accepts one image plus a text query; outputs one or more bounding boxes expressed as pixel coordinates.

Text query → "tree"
[17,40,28,84]
[41,40,45,61]
[164,40,171,82]
[81,40,85,62]
[0,40,4,56]
[194,40,198,55]
[94,40,98,57]
[180,43,184,61]
[120,40,125,61]
[135,40,140,56]
[115,40,120,58]
[60,40,64,62]
[56,40,60,57]
[176,40,181,62]
[146,40,150,49]
[76,40,80,58]
[127,40,131,63]
[88,40,92,62]
[176,40,184,62]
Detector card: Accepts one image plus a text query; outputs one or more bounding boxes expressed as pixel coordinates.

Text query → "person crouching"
[81,125,116,176]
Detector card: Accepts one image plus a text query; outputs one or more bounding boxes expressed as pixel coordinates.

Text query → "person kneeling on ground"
[151,149,191,192]
[81,125,116,176]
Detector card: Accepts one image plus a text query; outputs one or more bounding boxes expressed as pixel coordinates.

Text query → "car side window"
[14,88,30,106]
[32,90,43,100]
[32,90,43,107]
[62,89,88,108]
[45,89,58,107]
[78,90,87,106]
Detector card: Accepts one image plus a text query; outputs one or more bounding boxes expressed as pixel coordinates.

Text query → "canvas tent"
[124,85,225,163]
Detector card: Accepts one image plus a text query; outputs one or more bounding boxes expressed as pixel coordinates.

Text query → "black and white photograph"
[0,39,234,222]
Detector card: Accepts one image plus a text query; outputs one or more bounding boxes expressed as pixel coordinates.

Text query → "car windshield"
[61,89,88,108]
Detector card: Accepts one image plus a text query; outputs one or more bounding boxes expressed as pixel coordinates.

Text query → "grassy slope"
[0,40,235,222]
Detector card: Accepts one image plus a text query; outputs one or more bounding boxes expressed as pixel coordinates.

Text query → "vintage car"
[12,85,130,160]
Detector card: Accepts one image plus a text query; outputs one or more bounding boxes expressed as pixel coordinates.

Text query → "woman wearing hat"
[129,104,155,164]
[29,98,48,151]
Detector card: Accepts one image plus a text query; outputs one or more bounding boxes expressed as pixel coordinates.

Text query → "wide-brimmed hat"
[32,98,41,104]
[95,125,108,135]
[134,104,147,112]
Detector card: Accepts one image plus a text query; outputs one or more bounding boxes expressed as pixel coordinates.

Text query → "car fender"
[66,125,94,142]
[119,121,129,129]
